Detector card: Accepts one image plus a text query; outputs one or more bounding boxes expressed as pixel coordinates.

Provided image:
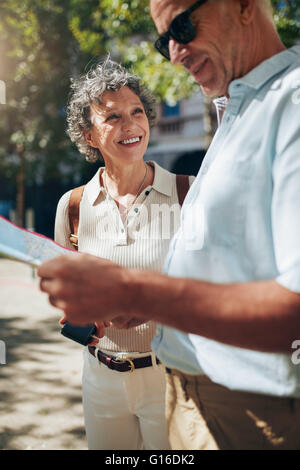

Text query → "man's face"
[150,0,242,97]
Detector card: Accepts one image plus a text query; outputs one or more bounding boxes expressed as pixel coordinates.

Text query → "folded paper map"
[0,215,73,267]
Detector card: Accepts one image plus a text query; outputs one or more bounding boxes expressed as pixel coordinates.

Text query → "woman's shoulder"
[57,168,103,210]
[150,160,195,176]
[57,188,73,209]
[150,160,196,188]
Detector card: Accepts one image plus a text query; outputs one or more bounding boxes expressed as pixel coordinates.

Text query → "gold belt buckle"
[115,354,135,372]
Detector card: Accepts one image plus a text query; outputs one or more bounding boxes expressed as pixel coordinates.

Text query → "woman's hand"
[59,316,112,345]
[89,321,112,345]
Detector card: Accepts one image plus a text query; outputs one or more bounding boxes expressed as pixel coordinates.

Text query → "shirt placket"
[106,186,153,247]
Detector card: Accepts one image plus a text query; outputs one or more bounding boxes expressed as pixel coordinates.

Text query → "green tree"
[272,0,300,47]
[0,0,92,226]
[0,0,299,230]
[67,0,300,104]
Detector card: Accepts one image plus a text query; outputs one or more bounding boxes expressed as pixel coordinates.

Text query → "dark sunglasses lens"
[171,13,196,43]
[154,12,197,60]
[155,37,170,60]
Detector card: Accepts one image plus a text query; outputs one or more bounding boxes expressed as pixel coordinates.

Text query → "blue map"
[0,215,72,266]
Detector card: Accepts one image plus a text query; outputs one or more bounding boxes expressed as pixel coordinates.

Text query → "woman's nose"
[121,115,134,130]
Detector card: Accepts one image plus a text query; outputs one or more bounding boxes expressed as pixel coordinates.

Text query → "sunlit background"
[0,0,299,237]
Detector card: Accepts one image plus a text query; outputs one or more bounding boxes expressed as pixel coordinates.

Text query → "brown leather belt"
[88,346,160,373]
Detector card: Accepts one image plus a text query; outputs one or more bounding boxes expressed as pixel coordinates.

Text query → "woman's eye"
[133,108,143,115]
[106,114,119,121]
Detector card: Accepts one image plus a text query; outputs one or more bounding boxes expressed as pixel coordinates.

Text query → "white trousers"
[82,348,170,450]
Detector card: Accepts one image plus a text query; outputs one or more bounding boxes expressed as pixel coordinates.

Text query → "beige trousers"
[166,368,300,450]
[82,348,170,450]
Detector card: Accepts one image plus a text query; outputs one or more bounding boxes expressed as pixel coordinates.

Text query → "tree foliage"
[272,0,300,47]
[0,0,299,228]
[65,0,300,104]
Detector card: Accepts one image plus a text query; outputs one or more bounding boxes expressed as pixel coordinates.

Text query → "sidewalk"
[0,259,87,450]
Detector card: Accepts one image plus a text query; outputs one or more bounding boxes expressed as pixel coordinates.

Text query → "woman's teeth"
[121,137,140,144]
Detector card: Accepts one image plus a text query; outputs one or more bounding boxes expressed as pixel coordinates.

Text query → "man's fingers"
[37,257,64,278]
[39,277,75,300]
[48,295,67,311]
[39,277,51,293]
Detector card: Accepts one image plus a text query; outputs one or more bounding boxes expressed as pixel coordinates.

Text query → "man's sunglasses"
[154,0,208,60]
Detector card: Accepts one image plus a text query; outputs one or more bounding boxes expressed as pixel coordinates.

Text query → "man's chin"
[200,84,219,98]
[200,80,228,98]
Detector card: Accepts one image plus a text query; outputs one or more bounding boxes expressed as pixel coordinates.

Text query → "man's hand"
[38,253,139,325]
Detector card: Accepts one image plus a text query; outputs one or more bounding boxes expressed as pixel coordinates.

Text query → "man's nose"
[169,38,189,65]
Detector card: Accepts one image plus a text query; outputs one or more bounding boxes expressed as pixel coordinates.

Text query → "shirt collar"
[230,46,300,93]
[84,160,173,205]
[85,167,105,205]
[147,160,173,197]
[213,96,228,126]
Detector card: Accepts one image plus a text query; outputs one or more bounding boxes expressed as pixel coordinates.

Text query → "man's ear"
[238,0,256,25]
[83,129,97,148]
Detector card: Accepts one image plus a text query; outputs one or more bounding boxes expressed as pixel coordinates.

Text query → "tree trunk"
[16,144,25,228]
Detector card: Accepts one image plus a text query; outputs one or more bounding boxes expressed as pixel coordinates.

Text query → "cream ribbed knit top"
[54,161,194,352]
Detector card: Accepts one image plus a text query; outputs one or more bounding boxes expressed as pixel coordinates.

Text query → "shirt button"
[121,228,125,233]
[134,208,139,213]
[145,190,150,196]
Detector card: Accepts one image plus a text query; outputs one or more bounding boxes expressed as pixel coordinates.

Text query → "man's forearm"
[131,270,300,353]
[38,254,300,353]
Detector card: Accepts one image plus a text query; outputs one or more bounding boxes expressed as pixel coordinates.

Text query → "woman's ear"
[83,129,97,148]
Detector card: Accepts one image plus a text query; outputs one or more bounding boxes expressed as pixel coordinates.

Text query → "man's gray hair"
[66,57,157,162]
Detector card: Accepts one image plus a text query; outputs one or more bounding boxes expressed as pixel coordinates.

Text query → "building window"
[162,102,180,117]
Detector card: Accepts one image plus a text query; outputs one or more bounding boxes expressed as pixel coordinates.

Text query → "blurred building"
[145,91,218,175]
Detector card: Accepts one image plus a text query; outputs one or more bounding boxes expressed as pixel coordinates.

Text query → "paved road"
[0,259,87,450]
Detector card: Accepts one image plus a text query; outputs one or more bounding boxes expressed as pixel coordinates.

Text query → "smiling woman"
[67,57,157,163]
[54,57,194,450]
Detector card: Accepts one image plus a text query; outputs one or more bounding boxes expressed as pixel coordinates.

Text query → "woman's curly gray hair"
[66,57,157,162]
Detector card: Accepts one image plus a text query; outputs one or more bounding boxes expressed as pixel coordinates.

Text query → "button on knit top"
[54,161,194,352]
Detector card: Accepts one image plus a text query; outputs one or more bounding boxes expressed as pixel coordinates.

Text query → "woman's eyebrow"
[104,102,143,112]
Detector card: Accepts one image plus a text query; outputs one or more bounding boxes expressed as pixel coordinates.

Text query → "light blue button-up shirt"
[152,46,300,397]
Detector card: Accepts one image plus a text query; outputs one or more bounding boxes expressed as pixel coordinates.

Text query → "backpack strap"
[68,185,85,250]
[176,174,190,207]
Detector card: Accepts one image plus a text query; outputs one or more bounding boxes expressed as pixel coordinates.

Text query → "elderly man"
[39,0,300,449]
